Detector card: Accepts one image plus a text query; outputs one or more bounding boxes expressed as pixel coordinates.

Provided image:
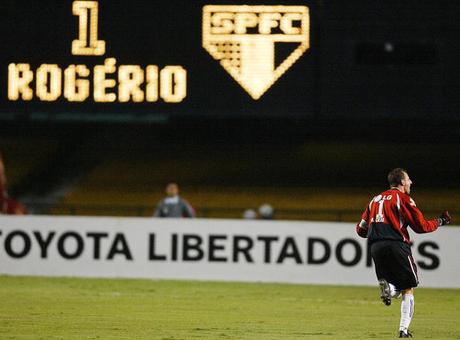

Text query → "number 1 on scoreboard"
[72,1,106,56]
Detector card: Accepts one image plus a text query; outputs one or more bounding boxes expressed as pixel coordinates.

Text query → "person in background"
[153,183,195,218]
[242,208,257,219]
[258,203,274,219]
[0,153,27,215]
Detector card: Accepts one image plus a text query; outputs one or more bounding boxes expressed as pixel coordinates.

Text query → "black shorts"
[370,240,419,291]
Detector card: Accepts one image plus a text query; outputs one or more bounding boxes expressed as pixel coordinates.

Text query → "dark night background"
[1,1,459,218]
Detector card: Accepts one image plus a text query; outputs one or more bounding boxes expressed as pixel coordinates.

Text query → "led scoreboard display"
[0,0,315,121]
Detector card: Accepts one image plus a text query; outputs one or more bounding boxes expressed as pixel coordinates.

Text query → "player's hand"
[438,210,451,226]
[356,225,368,238]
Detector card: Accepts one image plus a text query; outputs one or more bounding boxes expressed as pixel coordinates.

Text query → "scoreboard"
[1,1,457,123]
[0,0,316,122]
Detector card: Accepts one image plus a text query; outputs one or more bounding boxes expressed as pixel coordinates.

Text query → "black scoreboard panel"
[0,0,317,121]
[319,1,460,121]
[0,1,458,122]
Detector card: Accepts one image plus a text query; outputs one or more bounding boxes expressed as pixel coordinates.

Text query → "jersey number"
[375,195,392,223]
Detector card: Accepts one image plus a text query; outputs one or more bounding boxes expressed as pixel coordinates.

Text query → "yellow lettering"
[72,1,105,55]
[145,65,159,102]
[7,61,188,104]
[280,13,302,35]
[118,65,144,102]
[94,58,116,102]
[234,13,258,34]
[64,65,90,102]
[160,66,187,103]
[259,13,281,34]
[8,63,33,101]
[36,64,62,101]
[210,12,234,34]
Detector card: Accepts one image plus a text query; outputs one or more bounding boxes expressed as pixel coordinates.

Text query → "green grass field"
[0,276,458,339]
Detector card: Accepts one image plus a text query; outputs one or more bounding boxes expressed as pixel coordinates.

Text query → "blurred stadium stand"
[2,121,459,221]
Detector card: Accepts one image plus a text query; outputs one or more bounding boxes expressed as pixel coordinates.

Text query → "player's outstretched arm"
[404,202,444,233]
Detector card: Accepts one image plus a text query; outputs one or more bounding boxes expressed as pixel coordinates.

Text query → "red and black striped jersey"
[356,189,439,244]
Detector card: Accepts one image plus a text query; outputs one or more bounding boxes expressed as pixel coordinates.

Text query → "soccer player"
[356,168,451,338]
